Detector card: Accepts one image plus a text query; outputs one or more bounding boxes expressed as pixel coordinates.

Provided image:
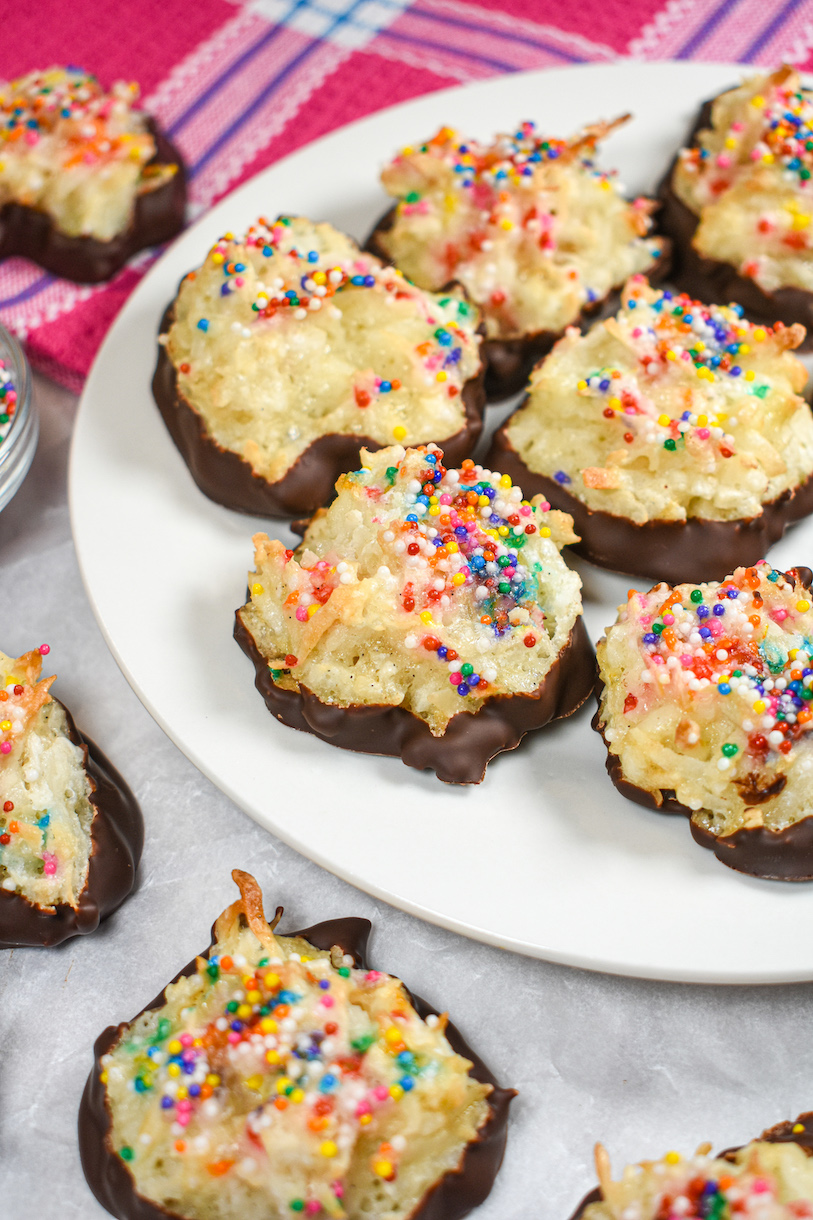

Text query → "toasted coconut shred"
[583,1141,813,1220]
[164,215,482,483]
[0,646,94,909]
[596,563,813,837]
[238,443,583,735]
[376,117,663,339]
[505,276,813,525]
[673,65,813,293]
[101,870,491,1220]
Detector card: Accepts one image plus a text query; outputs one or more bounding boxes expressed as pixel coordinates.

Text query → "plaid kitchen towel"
[2,0,813,390]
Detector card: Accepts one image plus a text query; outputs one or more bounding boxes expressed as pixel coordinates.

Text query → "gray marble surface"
[1,374,812,1220]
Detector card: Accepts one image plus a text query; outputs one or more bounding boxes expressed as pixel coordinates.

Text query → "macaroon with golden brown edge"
[153,215,486,518]
[0,67,186,283]
[0,645,143,947]
[593,562,813,880]
[488,277,813,583]
[567,1120,813,1220]
[660,65,813,344]
[234,443,596,784]
[79,869,515,1220]
[367,117,668,399]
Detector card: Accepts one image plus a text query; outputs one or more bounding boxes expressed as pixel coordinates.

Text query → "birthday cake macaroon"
[594,563,813,880]
[661,65,813,342]
[367,117,667,398]
[0,645,142,947]
[153,216,486,517]
[0,67,186,282]
[489,277,813,583]
[234,443,595,784]
[568,1127,813,1220]
[80,869,514,1220]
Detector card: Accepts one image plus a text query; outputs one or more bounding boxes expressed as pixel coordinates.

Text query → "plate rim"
[69,58,813,986]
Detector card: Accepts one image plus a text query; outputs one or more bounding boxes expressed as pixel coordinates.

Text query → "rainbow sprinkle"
[629,564,812,764]
[274,446,556,697]
[0,359,17,451]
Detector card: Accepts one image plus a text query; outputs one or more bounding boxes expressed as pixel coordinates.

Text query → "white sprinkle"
[404,635,418,649]
[717,758,731,771]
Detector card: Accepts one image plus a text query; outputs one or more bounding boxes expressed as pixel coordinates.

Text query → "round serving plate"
[70,60,813,984]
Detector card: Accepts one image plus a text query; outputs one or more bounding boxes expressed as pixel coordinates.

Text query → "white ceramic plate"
[70,61,813,984]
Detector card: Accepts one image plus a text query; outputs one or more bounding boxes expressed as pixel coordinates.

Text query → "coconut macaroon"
[569,1138,813,1220]
[661,65,813,342]
[0,645,142,947]
[0,67,185,281]
[367,118,667,399]
[489,277,813,583]
[154,215,486,517]
[79,870,514,1220]
[594,562,813,879]
[234,443,595,784]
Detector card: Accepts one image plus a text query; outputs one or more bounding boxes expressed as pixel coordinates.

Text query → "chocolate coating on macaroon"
[0,121,186,284]
[152,302,487,518]
[235,609,596,785]
[0,700,143,948]
[591,562,813,888]
[658,94,813,349]
[366,206,671,401]
[79,912,515,1220]
[487,425,813,585]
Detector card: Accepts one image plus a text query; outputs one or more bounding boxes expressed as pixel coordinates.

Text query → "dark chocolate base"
[568,1110,813,1220]
[0,120,187,284]
[234,609,596,784]
[366,204,671,401]
[0,700,143,948]
[657,93,813,350]
[591,609,813,881]
[79,911,515,1220]
[152,303,487,518]
[487,425,813,585]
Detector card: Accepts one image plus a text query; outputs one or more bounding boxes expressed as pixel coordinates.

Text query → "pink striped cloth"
[2,0,813,390]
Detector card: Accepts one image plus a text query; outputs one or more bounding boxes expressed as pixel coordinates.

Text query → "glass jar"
[0,325,37,513]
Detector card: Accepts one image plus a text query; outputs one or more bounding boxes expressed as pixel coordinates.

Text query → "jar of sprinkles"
[0,325,36,514]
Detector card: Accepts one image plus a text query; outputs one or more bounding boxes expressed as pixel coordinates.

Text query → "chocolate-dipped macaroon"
[568,1117,813,1220]
[594,562,813,880]
[489,277,813,584]
[367,117,667,400]
[234,442,596,785]
[80,869,514,1220]
[0,67,185,283]
[0,645,142,948]
[660,65,813,346]
[153,215,486,518]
